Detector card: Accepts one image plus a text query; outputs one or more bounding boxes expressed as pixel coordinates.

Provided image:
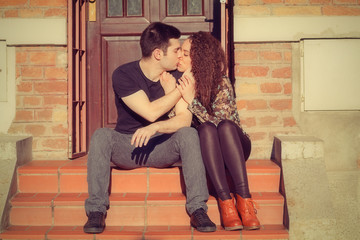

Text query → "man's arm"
[131,98,192,147]
[122,87,181,123]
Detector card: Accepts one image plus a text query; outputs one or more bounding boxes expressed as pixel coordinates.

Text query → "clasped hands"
[131,70,195,148]
[159,69,195,104]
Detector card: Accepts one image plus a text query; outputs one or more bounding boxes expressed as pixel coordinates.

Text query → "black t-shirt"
[112,60,168,134]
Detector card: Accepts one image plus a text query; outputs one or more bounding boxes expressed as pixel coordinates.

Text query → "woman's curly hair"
[189,31,227,115]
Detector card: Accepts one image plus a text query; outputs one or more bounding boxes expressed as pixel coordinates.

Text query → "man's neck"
[139,58,164,82]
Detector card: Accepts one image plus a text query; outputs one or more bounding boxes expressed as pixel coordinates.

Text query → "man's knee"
[90,128,112,145]
[175,127,199,144]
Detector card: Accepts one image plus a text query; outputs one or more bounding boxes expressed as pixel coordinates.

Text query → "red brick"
[285,0,308,4]
[247,99,268,110]
[235,50,258,61]
[21,66,43,79]
[34,81,67,94]
[284,117,297,127]
[236,66,269,78]
[4,9,19,17]
[29,52,57,66]
[262,0,283,3]
[14,110,34,122]
[273,6,322,15]
[323,6,360,15]
[51,124,68,135]
[260,83,282,93]
[43,95,67,106]
[44,8,67,17]
[237,100,247,110]
[44,67,67,80]
[240,117,256,128]
[30,0,67,7]
[284,82,292,94]
[25,124,46,136]
[248,132,267,141]
[0,0,27,7]
[16,52,27,64]
[334,0,357,4]
[18,9,43,18]
[259,116,279,126]
[23,96,42,107]
[17,82,33,93]
[270,99,292,110]
[272,67,291,78]
[310,0,331,3]
[35,109,53,121]
[260,51,282,61]
[41,138,67,150]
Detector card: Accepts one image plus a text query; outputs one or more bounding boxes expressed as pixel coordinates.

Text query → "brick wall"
[233,1,360,159]
[234,0,360,16]
[235,43,299,158]
[1,0,68,160]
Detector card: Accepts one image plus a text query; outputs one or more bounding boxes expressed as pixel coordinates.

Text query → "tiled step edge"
[0,225,289,240]
[9,192,284,226]
[17,159,281,193]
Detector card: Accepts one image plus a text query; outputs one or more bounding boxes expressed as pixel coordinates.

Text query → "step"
[9,192,284,227]
[17,158,281,194]
[0,224,289,240]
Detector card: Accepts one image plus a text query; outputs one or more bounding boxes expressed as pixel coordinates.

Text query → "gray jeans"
[85,127,209,216]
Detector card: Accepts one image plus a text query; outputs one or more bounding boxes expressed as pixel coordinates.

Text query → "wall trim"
[234,16,360,42]
[0,18,66,45]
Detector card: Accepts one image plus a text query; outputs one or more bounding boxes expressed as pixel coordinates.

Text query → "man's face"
[161,38,181,71]
[177,39,191,72]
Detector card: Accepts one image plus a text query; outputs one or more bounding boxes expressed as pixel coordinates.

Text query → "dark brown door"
[87,0,214,143]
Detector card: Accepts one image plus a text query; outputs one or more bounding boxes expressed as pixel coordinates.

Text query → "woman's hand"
[177,74,195,105]
[160,71,176,94]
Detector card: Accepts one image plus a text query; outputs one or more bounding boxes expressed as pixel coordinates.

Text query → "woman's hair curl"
[189,32,227,114]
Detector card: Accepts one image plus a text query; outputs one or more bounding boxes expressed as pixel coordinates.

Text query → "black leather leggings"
[197,120,252,201]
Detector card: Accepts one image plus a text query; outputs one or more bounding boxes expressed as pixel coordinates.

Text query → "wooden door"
[87,0,214,143]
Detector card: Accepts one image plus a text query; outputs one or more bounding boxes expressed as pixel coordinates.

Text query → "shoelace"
[88,212,103,224]
[193,210,210,224]
[245,199,259,215]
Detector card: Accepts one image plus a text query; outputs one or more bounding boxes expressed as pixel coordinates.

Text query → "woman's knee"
[197,121,217,134]
[217,119,237,132]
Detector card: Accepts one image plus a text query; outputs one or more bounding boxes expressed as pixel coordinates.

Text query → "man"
[83,22,216,234]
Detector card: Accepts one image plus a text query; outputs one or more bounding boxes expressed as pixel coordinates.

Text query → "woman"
[176,32,260,231]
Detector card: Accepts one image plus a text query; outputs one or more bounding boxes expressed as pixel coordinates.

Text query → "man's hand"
[160,72,177,94]
[131,123,160,148]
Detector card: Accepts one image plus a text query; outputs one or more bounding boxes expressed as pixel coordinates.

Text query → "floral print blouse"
[188,77,242,127]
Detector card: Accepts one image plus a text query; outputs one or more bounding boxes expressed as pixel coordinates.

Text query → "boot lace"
[193,209,211,225]
[88,212,103,224]
[245,199,259,216]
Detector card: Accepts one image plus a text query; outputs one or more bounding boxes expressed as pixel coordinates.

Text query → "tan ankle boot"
[236,194,260,230]
[218,198,243,231]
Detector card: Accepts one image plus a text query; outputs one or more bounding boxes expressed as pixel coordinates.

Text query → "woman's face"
[177,39,192,72]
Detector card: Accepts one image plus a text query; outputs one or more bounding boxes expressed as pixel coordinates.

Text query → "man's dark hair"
[140,22,181,58]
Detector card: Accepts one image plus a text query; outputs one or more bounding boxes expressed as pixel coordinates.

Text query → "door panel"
[103,36,142,126]
[88,0,214,142]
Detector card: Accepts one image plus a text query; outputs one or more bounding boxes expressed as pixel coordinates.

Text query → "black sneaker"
[83,211,106,234]
[190,208,216,232]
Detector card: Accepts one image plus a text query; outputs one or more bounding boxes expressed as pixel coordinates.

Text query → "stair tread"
[17,158,280,174]
[0,224,289,240]
[11,192,284,207]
